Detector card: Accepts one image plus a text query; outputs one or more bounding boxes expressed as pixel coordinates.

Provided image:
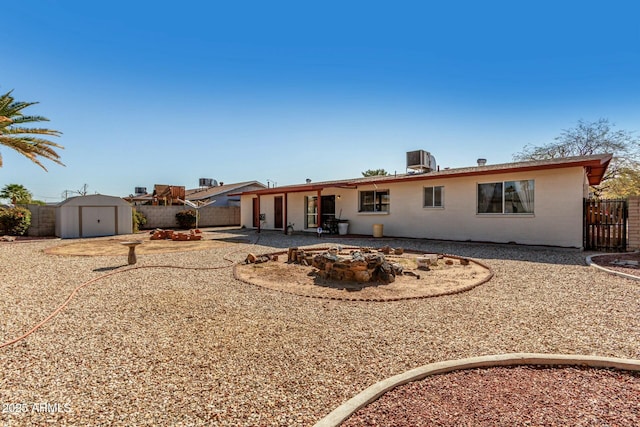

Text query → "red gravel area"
[342,366,640,426]
[590,252,640,278]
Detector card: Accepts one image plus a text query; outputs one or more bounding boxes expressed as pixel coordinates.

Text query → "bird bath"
[121,241,143,265]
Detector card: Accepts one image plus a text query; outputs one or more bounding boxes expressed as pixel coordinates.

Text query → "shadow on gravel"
[206,228,592,267]
[93,265,128,272]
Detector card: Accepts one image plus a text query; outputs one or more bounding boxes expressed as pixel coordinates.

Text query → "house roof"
[239,153,613,196]
[185,181,266,201]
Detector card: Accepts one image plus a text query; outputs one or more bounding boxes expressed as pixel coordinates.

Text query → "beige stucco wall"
[241,166,588,247]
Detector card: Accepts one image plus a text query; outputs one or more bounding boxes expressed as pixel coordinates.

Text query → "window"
[477,180,534,214]
[424,186,443,208]
[359,190,389,212]
[305,196,318,227]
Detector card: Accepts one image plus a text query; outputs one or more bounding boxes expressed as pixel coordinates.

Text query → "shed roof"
[57,194,132,207]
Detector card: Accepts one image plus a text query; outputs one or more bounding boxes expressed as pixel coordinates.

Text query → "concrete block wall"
[628,196,640,250]
[198,206,240,226]
[136,206,240,229]
[26,205,57,237]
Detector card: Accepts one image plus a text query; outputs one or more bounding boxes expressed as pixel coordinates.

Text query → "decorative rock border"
[314,353,640,427]
[233,246,494,302]
[586,252,640,281]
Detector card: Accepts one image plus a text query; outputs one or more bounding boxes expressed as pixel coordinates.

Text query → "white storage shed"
[56,195,133,238]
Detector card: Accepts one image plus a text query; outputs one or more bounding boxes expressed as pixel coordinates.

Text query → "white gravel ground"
[1,228,639,426]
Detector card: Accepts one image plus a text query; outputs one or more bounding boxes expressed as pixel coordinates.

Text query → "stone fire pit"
[311,248,404,284]
[236,245,493,301]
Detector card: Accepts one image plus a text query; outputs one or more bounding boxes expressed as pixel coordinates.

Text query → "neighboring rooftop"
[185,181,265,201]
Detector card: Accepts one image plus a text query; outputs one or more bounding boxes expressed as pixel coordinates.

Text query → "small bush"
[176,209,197,229]
[0,207,32,236]
[132,209,147,233]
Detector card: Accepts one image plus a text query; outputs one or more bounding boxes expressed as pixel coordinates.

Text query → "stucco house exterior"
[238,154,612,248]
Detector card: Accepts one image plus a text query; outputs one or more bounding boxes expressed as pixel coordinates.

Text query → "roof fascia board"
[236,155,612,196]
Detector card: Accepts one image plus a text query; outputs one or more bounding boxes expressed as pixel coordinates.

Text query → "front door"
[252,198,259,228]
[274,196,283,229]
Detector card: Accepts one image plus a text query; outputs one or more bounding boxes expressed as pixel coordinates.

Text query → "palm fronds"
[0,90,64,170]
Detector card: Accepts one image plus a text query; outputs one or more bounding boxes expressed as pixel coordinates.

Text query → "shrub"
[132,209,147,233]
[0,206,32,236]
[176,209,197,229]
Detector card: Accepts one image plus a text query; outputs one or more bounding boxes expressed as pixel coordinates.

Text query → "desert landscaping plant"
[175,209,197,229]
[0,206,31,235]
[132,209,147,233]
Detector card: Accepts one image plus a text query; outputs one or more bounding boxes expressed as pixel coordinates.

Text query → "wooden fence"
[583,198,627,251]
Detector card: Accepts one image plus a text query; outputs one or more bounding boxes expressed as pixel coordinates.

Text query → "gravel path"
[1,229,639,426]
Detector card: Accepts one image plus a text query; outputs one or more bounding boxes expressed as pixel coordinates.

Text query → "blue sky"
[1,1,639,202]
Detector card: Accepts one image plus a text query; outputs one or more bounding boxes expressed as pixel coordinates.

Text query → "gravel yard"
[1,228,639,426]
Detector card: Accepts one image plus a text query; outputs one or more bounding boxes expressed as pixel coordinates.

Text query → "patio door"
[274,196,283,229]
[321,195,336,226]
[305,196,318,228]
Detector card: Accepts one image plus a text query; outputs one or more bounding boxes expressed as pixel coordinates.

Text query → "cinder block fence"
[135,205,240,229]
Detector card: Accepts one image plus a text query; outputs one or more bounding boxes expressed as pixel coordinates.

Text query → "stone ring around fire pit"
[234,246,494,302]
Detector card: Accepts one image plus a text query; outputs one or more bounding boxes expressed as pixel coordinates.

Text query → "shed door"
[81,207,116,237]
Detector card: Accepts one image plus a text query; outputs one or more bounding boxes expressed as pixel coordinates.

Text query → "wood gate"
[584,198,627,251]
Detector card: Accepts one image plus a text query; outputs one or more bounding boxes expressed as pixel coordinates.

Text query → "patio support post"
[257,195,261,233]
[284,192,288,234]
[317,189,322,230]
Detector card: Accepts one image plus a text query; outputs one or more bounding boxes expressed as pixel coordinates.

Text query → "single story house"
[56,194,133,238]
[238,153,612,248]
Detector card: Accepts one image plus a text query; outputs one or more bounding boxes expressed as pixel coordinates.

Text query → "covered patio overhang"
[232,182,358,234]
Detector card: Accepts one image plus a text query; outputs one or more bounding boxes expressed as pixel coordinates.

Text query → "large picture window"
[359,190,389,212]
[477,180,534,214]
[424,186,443,208]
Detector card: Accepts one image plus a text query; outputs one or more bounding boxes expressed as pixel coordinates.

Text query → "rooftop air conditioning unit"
[406,150,436,173]
[134,187,147,195]
[199,178,215,187]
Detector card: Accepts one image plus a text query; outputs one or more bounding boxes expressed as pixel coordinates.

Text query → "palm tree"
[0,183,32,204]
[0,90,63,170]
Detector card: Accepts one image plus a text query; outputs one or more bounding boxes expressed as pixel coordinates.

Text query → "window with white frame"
[359,190,389,212]
[477,180,534,214]
[423,186,443,208]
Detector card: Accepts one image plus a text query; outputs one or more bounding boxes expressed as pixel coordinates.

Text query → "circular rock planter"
[316,353,640,427]
[586,252,640,281]
[234,246,493,301]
